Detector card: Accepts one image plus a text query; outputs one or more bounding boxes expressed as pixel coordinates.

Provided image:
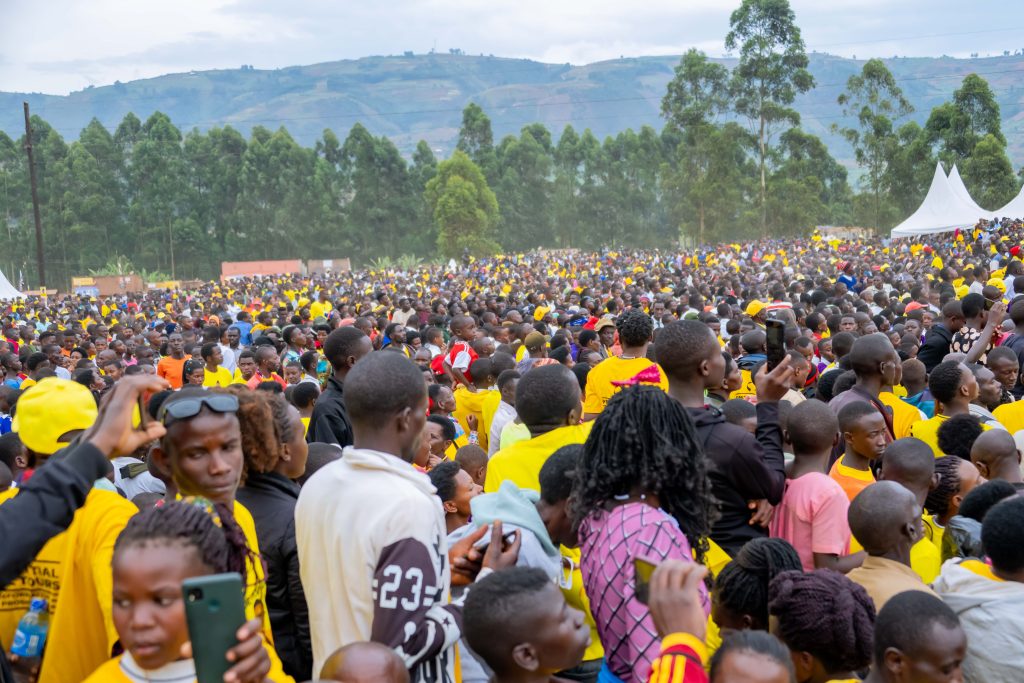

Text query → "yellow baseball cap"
[745,300,766,317]
[13,378,98,455]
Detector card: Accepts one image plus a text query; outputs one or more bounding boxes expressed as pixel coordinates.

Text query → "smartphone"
[984,297,996,311]
[137,394,149,431]
[766,319,786,372]
[183,573,247,683]
[634,557,657,605]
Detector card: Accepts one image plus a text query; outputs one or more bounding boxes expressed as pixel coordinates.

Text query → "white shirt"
[488,401,517,457]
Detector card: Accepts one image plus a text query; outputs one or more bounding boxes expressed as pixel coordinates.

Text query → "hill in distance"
[4,51,1024,167]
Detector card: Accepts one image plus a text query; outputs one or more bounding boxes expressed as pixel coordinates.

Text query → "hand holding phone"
[182,574,266,683]
[646,560,709,640]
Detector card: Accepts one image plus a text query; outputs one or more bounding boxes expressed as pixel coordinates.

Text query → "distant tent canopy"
[890,163,993,237]
[0,271,21,300]
[994,179,1024,218]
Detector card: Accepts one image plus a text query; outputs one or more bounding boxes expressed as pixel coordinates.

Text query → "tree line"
[0,0,1019,287]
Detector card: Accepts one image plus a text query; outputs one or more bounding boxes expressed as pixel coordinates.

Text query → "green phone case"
[182,573,247,683]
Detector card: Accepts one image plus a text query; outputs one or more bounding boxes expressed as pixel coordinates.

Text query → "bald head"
[320,642,409,683]
[880,437,936,506]
[848,481,920,557]
[848,332,895,376]
[971,429,1023,484]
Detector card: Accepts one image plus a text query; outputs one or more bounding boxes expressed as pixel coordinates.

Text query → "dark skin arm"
[813,551,865,574]
[451,366,476,392]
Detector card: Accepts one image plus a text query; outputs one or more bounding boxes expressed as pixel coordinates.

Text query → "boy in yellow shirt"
[583,310,667,420]
[453,358,496,453]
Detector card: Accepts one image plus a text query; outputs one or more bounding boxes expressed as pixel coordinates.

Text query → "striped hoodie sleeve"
[647,633,709,683]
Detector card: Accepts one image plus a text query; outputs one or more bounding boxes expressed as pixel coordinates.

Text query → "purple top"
[578,502,710,682]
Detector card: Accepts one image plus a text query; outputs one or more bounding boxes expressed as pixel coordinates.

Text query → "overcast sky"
[3,0,1024,95]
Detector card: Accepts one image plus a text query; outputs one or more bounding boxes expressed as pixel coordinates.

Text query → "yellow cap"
[13,378,98,455]
[745,300,766,317]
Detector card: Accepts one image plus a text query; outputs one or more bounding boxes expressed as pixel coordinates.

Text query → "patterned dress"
[578,502,710,683]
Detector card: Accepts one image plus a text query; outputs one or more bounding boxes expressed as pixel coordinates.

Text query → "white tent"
[948,164,995,219]
[0,271,21,300]
[994,182,1024,219]
[890,163,988,237]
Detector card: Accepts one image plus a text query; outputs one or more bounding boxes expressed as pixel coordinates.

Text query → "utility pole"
[22,102,45,289]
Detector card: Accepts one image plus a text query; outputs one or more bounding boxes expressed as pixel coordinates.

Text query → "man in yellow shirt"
[910,360,987,457]
[583,309,667,420]
[0,378,140,683]
[309,290,333,321]
[200,341,233,387]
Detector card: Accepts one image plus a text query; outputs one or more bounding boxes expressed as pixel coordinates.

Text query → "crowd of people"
[3,220,1024,683]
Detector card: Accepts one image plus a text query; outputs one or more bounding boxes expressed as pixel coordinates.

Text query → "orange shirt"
[156,356,187,389]
[828,455,875,502]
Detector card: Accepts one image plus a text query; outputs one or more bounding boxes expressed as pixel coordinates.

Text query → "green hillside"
[4,52,1024,166]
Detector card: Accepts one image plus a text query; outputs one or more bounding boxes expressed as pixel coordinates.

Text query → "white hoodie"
[295,447,459,683]
[932,559,1024,683]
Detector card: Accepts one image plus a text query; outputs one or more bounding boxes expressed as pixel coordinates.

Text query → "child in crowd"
[830,401,889,502]
[463,567,591,683]
[84,501,272,682]
[772,400,861,572]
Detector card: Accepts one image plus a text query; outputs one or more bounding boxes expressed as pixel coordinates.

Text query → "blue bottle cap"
[29,598,47,611]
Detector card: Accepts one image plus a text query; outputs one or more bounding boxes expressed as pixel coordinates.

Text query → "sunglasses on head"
[157,393,239,424]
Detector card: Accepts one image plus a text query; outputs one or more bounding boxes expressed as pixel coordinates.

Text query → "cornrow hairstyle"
[713,537,802,630]
[224,387,291,478]
[925,456,962,518]
[570,385,717,565]
[708,631,794,683]
[113,500,251,577]
[615,309,654,347]
[936,413,983,460]
[768,570,875,675]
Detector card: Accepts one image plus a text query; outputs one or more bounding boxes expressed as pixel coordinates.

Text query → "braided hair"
[113,500,251,576]
[768,570,875,674]
[570,385,717,564]
[713,538,802,630]
[925,456,962,519]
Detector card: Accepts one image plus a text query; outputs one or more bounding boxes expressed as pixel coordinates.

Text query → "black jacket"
[0,441,108,683]
[917,324,953,373]
[305,375,352,446]
[687,401,786,557]
[236,471,312,681]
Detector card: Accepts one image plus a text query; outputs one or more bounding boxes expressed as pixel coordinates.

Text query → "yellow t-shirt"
[911,535,941,583]
[202,366,233,388]
[993,400,1024,434]
[1,488,138,683]
[879,391,924,440]
[232,368,250,384]
[480,391,503,445]
[309,300,333,320]
[83,655,133,682]
[910,414,991,457]
[582,357,668,415]
[923,513,945,557]
[301,416,310,437]
[452,387,494,453]
[485,423,593,494]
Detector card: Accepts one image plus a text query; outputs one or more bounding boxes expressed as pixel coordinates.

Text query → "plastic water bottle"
[11,597,49,662]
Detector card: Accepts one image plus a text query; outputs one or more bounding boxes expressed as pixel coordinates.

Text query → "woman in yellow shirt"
[84,501,274,682]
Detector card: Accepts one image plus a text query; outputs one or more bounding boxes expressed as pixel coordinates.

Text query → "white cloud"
[1,0,1021,94]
